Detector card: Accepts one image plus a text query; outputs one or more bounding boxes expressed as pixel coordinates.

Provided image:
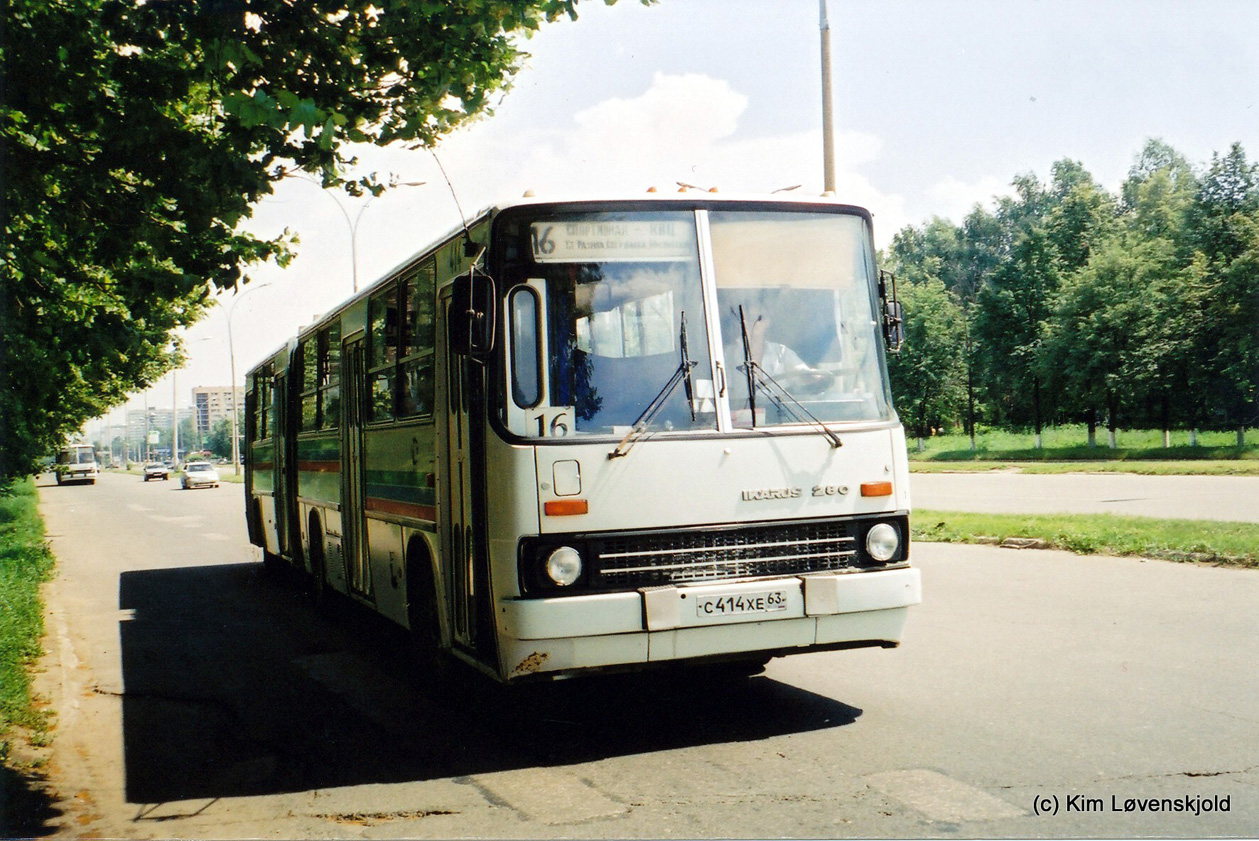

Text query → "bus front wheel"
[406,542,445,675]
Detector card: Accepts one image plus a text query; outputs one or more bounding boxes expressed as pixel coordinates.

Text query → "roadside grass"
[914,509,1259,569]
[907,425,1257,468]
[909,460,1259,476]
[0,481,56,763]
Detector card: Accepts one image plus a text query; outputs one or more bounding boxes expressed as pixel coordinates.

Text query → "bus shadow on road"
[118,563,862,805]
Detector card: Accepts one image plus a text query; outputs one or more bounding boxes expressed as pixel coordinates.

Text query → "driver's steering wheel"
[772,368,835,396]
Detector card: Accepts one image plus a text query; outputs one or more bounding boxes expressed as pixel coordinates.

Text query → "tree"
[1184,142,1259,439]
[1045,158,1119,274]
[205,418,235,460]
[972,203,1060,442]
[886,220,970,445]
[1122,138,1197,245]
[883,142,1255,448]
[2,0,631,481]
[886,278,968,448]
[1042,235,1185,447]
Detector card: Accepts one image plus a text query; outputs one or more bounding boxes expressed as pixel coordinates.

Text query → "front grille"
[591,520,859,589]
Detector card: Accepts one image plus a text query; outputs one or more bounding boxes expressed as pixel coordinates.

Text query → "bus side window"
[246,383,257,442]
[368,284,399,421]
[321,323,341,429]
[510,287,542,408]
[400,258,437,418]
[300,337,319,431]
[256,372,271,440]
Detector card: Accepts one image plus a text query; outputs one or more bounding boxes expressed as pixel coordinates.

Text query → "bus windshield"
[505,210,714,436]
[499,206,891,439]
[59,446,95,465]
[710,211,891,427]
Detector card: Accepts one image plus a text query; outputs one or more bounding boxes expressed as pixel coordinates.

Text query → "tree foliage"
[2,0,625,480]
[886,139,1259,444]
[885,277,967,444]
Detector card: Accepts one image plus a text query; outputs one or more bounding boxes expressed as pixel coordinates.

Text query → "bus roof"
[243,192,875,378]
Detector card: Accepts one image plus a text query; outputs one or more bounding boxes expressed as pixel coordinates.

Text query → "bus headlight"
[545,546,583,587]
[865,522,900,562]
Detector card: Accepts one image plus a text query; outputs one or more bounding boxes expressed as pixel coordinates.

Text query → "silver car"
[181,461,221,489]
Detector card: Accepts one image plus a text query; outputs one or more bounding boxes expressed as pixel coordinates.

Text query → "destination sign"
[530,221,695,262]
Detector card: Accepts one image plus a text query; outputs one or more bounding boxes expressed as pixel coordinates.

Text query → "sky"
[105,0,1259,424]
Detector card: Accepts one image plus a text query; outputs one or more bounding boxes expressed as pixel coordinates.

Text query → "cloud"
[430,72,907,242]
[925,175,1014,223]
[157,73,920,409]
[571,72,748,165]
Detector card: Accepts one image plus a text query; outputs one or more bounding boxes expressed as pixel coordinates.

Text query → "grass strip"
[909,460,1259,476]
[913,509,1259,569]
[906,425,1257,465]
[0,480,56,762]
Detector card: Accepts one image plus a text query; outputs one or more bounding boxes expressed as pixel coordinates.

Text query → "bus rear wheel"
[308,517,328,609]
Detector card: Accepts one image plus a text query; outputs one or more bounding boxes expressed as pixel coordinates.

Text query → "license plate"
[695,590,789,618]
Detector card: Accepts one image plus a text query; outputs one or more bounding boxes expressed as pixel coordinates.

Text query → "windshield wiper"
[738,305,758,424]
[608,312,698,460]
[680,310,697,423]
[736,306,842,449]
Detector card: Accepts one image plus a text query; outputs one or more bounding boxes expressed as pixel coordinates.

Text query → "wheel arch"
[404,531,447,647]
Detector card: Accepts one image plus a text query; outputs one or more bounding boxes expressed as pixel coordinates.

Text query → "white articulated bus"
[245,194,920,683]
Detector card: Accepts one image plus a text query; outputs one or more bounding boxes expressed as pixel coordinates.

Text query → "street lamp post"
[819,0,837,194]
[295,177,426,293]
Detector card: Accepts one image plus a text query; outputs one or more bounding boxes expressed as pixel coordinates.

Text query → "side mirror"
[879,270,905,353]
[450,268,497,361]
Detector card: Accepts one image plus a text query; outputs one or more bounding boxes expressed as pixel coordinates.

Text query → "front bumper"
[497,566,921,680]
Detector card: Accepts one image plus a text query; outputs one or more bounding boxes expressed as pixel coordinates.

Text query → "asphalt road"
[910,471,1259,523]
[19,470,1259,838]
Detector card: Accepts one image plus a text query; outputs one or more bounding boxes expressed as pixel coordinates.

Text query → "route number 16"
[532,225,556,257]
[530,407,573,438]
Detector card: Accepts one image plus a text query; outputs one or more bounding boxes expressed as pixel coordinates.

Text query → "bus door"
[438,291,484,660]
[342,335,372,599]
[273,372,291,559]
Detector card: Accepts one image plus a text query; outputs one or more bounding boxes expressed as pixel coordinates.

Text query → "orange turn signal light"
[544,499,589,516]
[860,481,893,497]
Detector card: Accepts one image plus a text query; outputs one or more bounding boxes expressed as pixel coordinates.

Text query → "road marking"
[469,767,627,824]
[864,769,1024,822]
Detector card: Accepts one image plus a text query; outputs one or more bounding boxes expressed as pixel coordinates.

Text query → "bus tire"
[406,540,445,675]
[261,549,284,579]
[308,515,328,609]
